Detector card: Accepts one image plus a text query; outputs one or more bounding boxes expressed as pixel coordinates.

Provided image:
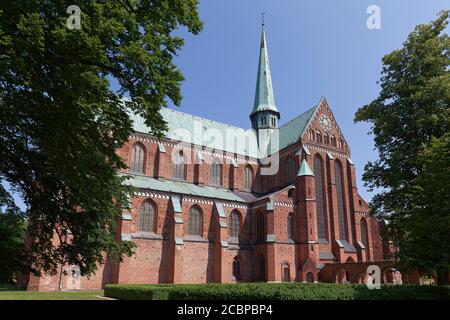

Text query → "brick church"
[26,27,400,291]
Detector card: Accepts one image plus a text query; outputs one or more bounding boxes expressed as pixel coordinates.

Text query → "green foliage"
[0,1,202,277]
[0,186,28,283]
[104,283,450,300]
[404,133,450,282]
[354,11,450,282]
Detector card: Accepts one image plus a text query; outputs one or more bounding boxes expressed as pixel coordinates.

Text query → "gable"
[301,97,349,154]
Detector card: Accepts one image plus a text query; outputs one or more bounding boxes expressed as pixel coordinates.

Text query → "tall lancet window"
[361,218,370,259]
[173,149,186,180]
[139,200,156,233]
[287,214,294,240]
[314,155,328,240]
[335,161,348,240]
[244,166,253,191]
[229,210,241,239]
[188,206,203,236]
[286,157,294,183]
[210,158,222,186]
[130,143,146,174]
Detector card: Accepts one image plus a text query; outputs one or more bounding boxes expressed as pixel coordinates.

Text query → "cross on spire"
[261,12,266,27]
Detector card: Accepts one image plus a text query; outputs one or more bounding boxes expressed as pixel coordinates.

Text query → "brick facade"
[24,29,401,291]
[24,98,400,291]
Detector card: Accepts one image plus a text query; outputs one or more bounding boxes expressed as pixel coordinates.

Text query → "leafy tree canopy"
[0,185,27,283]
[355,11,449,284]
[0,0,202,277]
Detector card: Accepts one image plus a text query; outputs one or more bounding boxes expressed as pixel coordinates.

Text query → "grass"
[0,287,106,300]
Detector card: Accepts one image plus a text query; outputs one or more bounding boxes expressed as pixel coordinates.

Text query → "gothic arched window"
[335,161,348,240]
[188,206,203,236]
[256,213,265,242]
[324,133,330,145]
[229,211,241,239]
[361,218,370,259]
[244,165,253,191]
[314,155,328,240]
[139,200,156,233]
[130,143,146,174]
[258,256,266,281]
[282,263,291,282]
[210,158,222,186]
[287,214,294,240]
[316,131,323,143]
[331,135,337,147]
[286,157,294,183]
[173,149,186,180]
[309,130,315,140]
[232,257,241,280]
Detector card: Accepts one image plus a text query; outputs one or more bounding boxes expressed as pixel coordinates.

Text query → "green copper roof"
[128,97,323,157]
[130,108,260,158]
[251,29,278,115]
[278,104,318,150]
[122,174,251,203]
[297,159,314,177]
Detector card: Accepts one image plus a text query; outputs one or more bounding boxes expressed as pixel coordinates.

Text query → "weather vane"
[261,12,266,27]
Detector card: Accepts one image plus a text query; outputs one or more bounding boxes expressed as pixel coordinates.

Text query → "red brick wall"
[26,100,396,290]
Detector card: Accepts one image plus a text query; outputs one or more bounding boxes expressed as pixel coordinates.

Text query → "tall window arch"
[331,135,337,147]
[256,213,265,242]
[139,200,156,232]
[282,263,291,282]
[335,161,348,240]
[173,149,186,180]
[130,143,146,174]
[244,166,253,191]
[361,218,370,259]
[258,256,266,281]
[316,131,322,143]
[309,129,315,140]
[287,214,294,240]
[229,210,241,239]
[314,155,328,240]
[210,158,222,186]
[324,133,330,145]
[188,206,203,236]
[338,138,344,149]
[286,157,294,183]
[232,257,241,280]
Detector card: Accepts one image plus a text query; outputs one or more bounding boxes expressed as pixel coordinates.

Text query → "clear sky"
[169,0,449,201]
[4,1,449,210]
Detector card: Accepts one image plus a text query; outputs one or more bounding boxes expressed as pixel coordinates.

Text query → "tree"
[355,11,450,284]
[0,1,202,277]
[405,134,450,284]
[0,186,27,283]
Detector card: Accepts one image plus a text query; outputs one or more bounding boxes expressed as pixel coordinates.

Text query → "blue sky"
[169,0,449,201]
[4,1,448,210]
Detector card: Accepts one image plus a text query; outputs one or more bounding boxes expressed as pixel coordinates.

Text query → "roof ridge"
[162,107,248,131]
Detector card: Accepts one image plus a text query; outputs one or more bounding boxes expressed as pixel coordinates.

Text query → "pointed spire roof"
[297,160,314,177]
[251,28,278,115]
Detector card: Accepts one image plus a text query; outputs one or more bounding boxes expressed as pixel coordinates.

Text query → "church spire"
[250,20,280,132]
[251,23,278,116]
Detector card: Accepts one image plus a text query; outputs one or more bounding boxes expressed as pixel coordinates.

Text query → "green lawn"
[0,289,107,300]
